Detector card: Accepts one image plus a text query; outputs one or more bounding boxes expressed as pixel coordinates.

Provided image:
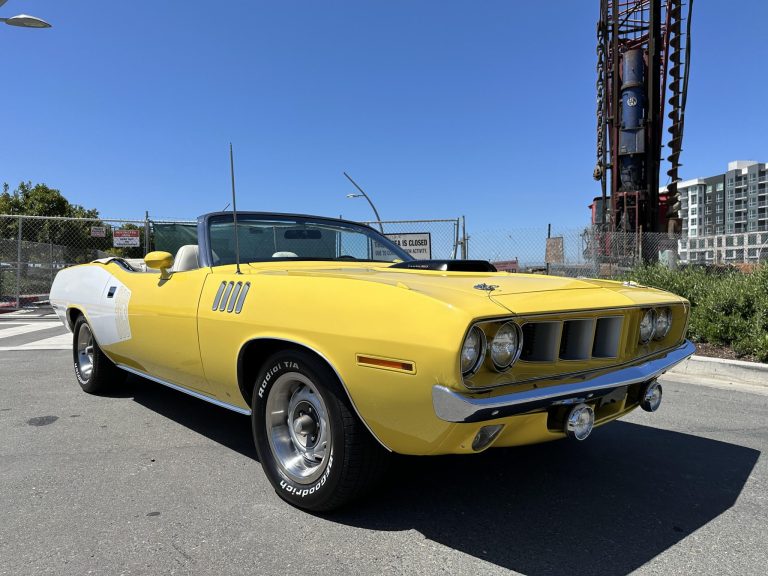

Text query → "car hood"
[249,263,681,316]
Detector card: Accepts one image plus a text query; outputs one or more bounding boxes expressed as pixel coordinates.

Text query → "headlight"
[639,309,655,344]
[654,308,672,340]
[490,322,520,371]
[461,326,486,376]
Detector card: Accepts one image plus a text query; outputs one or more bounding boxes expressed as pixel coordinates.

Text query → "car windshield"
[207,214,413,265]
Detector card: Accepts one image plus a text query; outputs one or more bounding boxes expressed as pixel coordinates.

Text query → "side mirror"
[144,251,174,280]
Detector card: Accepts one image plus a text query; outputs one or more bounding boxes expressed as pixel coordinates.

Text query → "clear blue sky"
[2,1,766,228]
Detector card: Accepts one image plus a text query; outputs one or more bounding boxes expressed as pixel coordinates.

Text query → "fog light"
[565,404,594,441]
[641,380,663,412]
[471,424,504,451]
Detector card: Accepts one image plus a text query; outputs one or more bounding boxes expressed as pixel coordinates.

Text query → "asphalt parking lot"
[1,325,767,575]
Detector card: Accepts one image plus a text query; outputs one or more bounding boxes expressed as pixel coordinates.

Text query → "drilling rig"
[592,0,693,260]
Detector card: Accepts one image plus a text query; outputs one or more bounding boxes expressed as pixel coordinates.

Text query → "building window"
[716,182,724,191]
[716,215,723,223]
[717,204,723,212]
[706,185,713,193]
[727,189,735,198]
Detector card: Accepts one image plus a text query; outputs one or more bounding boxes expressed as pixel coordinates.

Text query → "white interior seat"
[172,245,200,272]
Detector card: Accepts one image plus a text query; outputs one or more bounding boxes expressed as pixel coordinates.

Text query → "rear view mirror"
[284,229,322,240]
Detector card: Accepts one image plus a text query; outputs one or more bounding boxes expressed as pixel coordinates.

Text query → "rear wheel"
[72,315,124,394]
[252,350,389,512]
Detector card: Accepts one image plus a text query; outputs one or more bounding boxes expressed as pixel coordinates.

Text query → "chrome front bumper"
[432,340,695,423]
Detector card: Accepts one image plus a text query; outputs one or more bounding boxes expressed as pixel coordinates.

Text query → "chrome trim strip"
[433,340,695,423]
[234,282,250,314]
[117,364,252,416]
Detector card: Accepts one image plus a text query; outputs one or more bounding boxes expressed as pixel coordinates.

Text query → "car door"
[117,267,210,392]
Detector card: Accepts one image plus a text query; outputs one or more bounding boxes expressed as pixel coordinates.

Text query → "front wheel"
[72,315,124,394]
[252,350,389,512]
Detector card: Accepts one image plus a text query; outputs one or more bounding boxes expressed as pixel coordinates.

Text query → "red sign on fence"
[113,229,140,248]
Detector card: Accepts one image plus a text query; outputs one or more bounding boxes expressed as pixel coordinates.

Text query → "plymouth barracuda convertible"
[50,211,694,511]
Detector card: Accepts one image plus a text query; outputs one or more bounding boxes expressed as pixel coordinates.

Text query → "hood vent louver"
[212,281,251,314]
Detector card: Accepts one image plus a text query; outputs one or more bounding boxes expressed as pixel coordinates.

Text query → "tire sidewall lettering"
[257,360,300,399]
[277,450,334,498]
[253,353,340,507]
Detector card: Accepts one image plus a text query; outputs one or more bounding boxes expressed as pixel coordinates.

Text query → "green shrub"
[626,264,768,362]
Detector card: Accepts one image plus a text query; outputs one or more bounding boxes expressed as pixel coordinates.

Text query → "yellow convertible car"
[50,212,694,511]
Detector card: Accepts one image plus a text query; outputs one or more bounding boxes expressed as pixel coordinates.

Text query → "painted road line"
[0,332,71,351]
[0,322,62,340]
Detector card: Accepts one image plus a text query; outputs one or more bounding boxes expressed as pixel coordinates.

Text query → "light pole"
[0,1,52,28]
[343,171,384,232]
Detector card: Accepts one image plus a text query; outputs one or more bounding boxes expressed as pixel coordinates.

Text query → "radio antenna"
[230,143,242,274]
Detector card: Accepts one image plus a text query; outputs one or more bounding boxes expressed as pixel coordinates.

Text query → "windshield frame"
[197,212,414,267]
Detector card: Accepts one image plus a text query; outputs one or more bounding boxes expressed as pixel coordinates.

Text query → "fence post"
[452,219,460,260]
[546,224,551,275]
[144,211,150,254]
[16,215,22,310]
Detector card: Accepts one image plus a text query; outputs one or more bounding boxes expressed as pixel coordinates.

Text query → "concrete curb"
[668,354,768,387]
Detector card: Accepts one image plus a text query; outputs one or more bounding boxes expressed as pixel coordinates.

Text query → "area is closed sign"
[385,233,432,260]
[113,229,140,248]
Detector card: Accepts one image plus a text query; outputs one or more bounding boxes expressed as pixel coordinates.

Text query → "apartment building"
[673,161,768,263]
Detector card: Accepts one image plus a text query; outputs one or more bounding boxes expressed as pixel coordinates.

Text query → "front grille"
[520,316,623,362]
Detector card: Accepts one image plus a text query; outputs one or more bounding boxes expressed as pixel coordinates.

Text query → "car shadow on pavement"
[123,374,257,460]
[118,375,759,576]
[332,422,760,576]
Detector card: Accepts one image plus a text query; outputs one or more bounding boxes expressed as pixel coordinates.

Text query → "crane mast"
[594,0,693,249]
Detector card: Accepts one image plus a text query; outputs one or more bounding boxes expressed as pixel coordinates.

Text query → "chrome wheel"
[265,372,331,485]
[76,323,95,380]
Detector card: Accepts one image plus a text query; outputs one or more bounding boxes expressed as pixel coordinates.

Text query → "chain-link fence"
[468,227,687,278]
[0,215,150,310]
[0,214,463,311]
[363,218,464,260]
[469,226,768,278]
[10,211,761,312]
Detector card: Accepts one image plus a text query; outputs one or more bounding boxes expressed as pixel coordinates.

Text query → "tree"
[1,181,108,264]
[1,181,99,219]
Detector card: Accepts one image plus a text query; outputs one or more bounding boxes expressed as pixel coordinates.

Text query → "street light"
[2,14,51,28]
[343,171,384,233]
[0,1,52,28]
